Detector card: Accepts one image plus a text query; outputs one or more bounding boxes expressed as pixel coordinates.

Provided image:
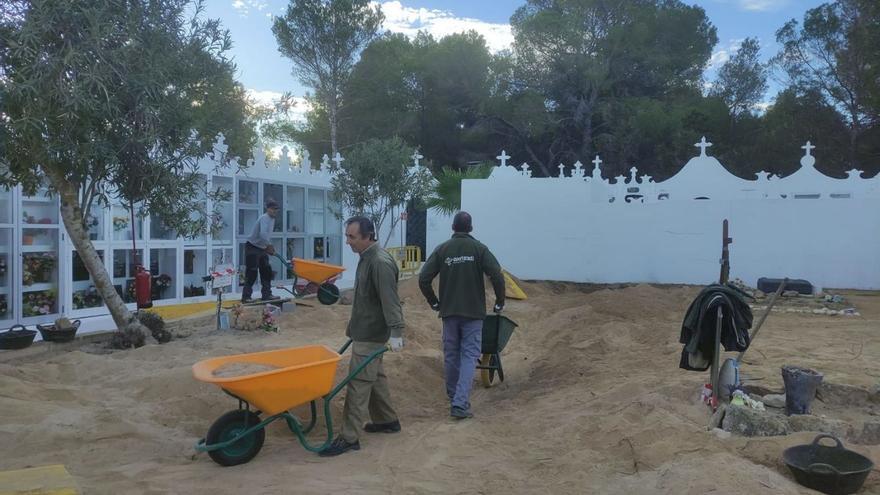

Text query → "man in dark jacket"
[419,211,505,419]
[319,216,405,457]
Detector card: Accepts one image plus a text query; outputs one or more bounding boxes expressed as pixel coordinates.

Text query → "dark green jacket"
[419,233,505,320]
[347,243,404,343]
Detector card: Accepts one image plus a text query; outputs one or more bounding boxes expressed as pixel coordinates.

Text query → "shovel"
[717,278,788,399]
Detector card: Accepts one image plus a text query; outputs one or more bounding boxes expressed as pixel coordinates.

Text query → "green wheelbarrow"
[476,314,518,388]
[192,339,385,466]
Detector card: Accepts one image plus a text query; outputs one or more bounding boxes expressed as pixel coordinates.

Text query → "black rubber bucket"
[782,365,824,415]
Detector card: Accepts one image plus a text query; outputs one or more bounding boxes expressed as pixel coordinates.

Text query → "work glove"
[493,303,504,313]
[388,336,404,352]
[430,302,440,311]
[265,244,276,256]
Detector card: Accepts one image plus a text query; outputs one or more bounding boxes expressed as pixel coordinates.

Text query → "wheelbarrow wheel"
[206,410,265,466]
[317,283,340,305]
[480,353,496,388]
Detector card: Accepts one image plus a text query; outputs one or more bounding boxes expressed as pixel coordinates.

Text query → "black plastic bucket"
[782,365,824,415]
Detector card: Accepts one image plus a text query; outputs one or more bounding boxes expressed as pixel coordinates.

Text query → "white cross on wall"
[558,163,566,177]
[801,141,815,156]
[332,152,345,168]
[695,136,713,157]
[411,151,423,167]
[497,150,510,167]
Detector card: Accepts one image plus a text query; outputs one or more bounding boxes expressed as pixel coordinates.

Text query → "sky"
[206,0,829,118]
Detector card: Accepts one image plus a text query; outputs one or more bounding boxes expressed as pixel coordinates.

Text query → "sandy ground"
[1,279,878,494]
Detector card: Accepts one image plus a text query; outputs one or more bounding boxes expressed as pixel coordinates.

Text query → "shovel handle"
[736,278,787,362]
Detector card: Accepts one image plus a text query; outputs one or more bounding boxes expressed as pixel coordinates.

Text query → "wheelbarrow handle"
[338,339,353,355]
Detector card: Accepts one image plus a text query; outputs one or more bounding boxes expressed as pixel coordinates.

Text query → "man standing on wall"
[241,199,279,303]
[320,216,405,457]
[419,211,505,419]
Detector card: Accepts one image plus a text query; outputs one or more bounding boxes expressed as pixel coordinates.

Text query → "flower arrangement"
[126,281,137,303]
[22,252,56,286]
[259,304,279,333]
[229,303,278,332]
[73,286,102,309]
[23,290,56,317]
[184,285,206,297]
[112,216,129,232]
[210,213,227,234]
[154,274,172,289]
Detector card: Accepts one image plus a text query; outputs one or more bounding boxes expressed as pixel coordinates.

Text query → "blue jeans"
[442,316,483,410]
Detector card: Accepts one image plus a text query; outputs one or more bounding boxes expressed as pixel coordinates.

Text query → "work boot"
[318,436,360,457]
[364,420,401,433]
[450,406,473,419]
[240,297,254,304]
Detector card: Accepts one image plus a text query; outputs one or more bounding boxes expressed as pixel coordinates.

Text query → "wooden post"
[711,219,733,407]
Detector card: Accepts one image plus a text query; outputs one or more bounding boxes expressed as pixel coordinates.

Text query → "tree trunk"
[46,169,133,330]
[328,99,339,157]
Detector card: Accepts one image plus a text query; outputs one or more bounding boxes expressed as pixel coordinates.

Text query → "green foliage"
[710,38,769,117]
[272,0,383,154]
[329,138,433,246]
[774,0,879,167]
[0,0,255,236]
[426,165,494,216]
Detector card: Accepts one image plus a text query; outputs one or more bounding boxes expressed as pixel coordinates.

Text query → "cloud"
[375,1,513,53]
[246,89,311,123]
[231,0,269,17]
[708,38,745,70]
[753,101,772,113]
[737,0,789,12]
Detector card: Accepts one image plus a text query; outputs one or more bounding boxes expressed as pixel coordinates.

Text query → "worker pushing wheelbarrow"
[192,339,385,466]
[272,254,345,305]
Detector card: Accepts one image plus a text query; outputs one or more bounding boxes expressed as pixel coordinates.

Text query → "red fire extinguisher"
[135,265,153,309]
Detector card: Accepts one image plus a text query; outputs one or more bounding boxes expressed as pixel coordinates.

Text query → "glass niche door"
[20,187,61,322]
[0,228,13,325]
[70,249,109,317]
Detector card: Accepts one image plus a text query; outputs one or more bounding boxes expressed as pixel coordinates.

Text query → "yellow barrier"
[387,246,422,276]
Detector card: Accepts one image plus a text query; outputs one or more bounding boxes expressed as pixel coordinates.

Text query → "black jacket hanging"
[678,284,754,371]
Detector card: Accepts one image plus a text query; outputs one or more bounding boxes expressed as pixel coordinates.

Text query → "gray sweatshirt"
[247,213,275,249]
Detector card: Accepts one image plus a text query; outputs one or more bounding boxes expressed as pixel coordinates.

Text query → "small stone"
[783,290,799,298]
[817,382,871,407]
[339,289,354,305]
[722,404,790,437]
[788,414,852,439]
[853,421,880,445]
[763,394,786,409]
[711,428,732,440]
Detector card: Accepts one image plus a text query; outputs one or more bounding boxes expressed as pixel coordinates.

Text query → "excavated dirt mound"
[0,281,878,494]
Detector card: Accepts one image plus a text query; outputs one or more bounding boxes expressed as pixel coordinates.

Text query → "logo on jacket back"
[444,255,475,266]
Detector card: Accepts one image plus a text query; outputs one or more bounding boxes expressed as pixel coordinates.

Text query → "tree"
[329,138,433,247]
[272,0,383,156]
[508,0,717,171]
[710,38,768,117]
[774,0,880,168]
[0,0,254,340]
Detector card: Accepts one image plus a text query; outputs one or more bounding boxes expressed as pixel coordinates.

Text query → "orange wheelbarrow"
[193,339,385,465]
[273,254,345,305]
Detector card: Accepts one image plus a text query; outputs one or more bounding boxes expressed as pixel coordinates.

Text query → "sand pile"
[0,281,878,494]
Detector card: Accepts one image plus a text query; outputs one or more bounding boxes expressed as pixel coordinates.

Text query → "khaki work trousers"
[340,341,398,443]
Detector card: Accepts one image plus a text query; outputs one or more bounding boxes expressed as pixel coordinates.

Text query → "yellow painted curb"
[144,300,239,321]
[0,465,78,495]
